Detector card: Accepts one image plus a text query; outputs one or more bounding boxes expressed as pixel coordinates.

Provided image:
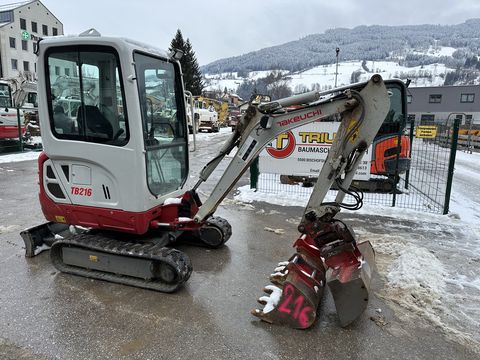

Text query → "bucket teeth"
[269,262,289,286]
[252,251,326,329]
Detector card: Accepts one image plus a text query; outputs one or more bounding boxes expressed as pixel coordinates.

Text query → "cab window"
[45,46,128,145]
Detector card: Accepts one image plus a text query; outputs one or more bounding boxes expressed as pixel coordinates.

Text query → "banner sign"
[259,122,372,181]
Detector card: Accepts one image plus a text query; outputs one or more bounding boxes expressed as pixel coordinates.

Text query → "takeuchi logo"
[266,131,296,159]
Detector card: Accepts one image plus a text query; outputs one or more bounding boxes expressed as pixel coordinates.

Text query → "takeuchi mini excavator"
[21,29,406,328]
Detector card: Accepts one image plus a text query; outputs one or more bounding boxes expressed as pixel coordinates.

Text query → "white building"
[0,0,63,80]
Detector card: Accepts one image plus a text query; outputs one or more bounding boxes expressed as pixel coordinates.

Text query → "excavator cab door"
[134,52,189,197]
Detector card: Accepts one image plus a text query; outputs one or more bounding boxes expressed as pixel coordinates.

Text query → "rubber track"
[50,233,192,293]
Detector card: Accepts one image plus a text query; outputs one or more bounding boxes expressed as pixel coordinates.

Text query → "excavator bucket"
[324,241,375,327]
[252,235,326,329]
[252,233,375,328]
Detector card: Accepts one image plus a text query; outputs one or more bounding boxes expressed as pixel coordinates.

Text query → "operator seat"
[77,105,113,139]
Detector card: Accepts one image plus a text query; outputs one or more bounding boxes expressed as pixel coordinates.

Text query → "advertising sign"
[259,121,372,180]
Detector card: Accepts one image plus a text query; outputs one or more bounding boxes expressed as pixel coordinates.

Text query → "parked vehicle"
[194,99,219,132]
[227,105,241,131]
[0,81,25,139]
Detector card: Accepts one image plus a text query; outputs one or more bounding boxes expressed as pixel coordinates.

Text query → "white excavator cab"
[36,34,189,230]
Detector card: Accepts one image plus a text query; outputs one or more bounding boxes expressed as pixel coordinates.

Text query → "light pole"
[335,47,340,88]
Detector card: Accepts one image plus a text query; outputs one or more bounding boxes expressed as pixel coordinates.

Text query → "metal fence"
[0,107,41,154]
[251,118,461,215]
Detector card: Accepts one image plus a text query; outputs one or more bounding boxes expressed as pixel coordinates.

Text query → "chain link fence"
[252,118,461,215]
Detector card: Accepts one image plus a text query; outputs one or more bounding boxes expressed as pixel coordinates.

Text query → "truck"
[192,98,219,133]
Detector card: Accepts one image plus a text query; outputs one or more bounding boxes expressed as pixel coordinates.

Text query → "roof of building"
[0,1,62,28]
[410,84,480,91]
[0,1,32,12]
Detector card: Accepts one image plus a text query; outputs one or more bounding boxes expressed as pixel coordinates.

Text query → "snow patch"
[164,198,182,205]
[260,285,283,314]
[0,151,39,164]
[0,225,20,234]
[387,245,447,297]
[264,227,285,235]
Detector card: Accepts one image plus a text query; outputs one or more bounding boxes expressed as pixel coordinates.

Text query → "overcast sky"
[42,0,480,65]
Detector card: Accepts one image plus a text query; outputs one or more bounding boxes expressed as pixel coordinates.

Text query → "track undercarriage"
[21,215,232,292]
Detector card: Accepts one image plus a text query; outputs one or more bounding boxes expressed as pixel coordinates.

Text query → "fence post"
[404,118,415,190]
[16,107,23,152]
[250,156,259,190]
[443,118,460,215]
[391,116,406,207]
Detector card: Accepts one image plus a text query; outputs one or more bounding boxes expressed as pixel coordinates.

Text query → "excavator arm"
[193,74,389,223]
[192,74,391,328]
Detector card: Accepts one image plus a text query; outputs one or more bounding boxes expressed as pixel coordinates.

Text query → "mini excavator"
[21,30,406,328]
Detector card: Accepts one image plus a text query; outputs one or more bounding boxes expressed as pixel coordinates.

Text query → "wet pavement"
[0,130,478,360]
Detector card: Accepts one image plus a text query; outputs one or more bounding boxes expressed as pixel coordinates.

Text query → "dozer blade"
[325,241,375,327]
[252,252,326,329]
[20,222,70,257]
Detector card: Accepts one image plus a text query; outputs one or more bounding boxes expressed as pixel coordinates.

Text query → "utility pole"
[335,47,340,87]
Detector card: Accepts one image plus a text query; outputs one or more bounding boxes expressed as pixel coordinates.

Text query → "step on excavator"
[21,29,406,328]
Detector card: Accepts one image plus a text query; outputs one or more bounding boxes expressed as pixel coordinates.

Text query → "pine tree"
[169,29,204,95]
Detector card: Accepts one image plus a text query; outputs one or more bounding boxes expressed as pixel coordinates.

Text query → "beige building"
[0,0,63,80]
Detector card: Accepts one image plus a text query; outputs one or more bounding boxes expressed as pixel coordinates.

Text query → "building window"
[22,40,28,51]
[465,115,473,126]
[55,66,60,76]
[11,59,18,71]
[33,42,38,53]
[460,93,475,103]
[23,61,29,72]
[31,21,38,33]
[52,27,58,36]
[20,18,26,30]
[9,37,16,48]
[42,24,48,36]
[420,114,435,124]
[0,10,13,23]
[407,94,412,104]
[429,94,442,103]
[64,68,70,76]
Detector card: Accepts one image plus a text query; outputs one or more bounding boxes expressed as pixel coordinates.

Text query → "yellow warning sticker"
[55,215,66,223]
[89,255,98,262]
[415,125,437,139]
[346,120,359,144]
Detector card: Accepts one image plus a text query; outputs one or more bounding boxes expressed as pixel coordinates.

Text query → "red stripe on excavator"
[37,152,197,234]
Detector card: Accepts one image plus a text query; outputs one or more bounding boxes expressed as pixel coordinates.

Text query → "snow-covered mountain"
[202,20,480,96]
[205,57,456,95]
[202,20,480,74]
